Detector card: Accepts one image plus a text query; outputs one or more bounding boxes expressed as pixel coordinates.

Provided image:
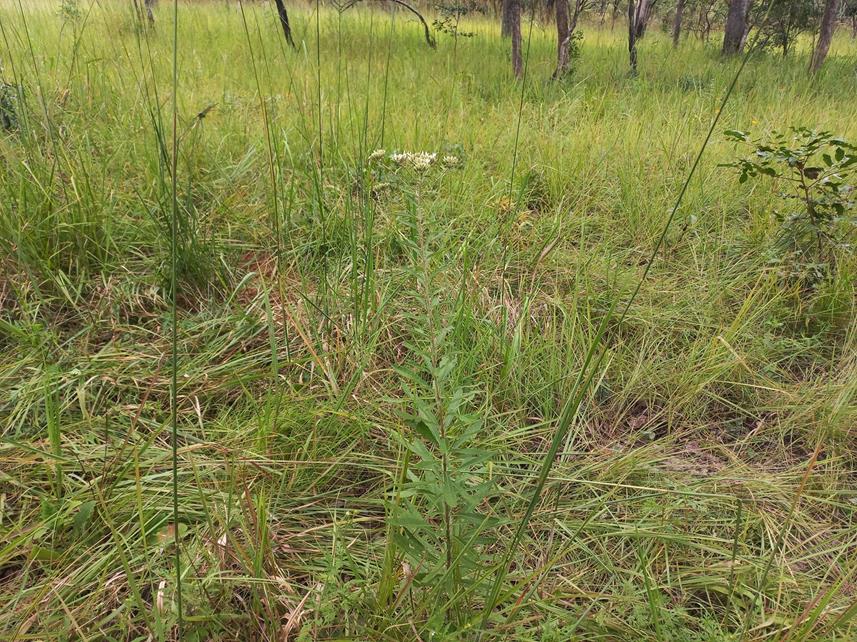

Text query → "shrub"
[723,127,856,285]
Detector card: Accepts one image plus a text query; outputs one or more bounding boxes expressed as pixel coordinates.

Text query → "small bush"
[723,127,856,285]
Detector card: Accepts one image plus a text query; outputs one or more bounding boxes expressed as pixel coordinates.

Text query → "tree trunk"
[502,0,515,37]
[554,0,572,78]
[698,3,713,42]
[782,0,795,56]
[510,0,523,77]
[634,0,654,38]
[144,0,156,25]
[722,0,749,55]
[273,0,296,48]
[628,0,638,74]
[672,0,685,46]
[809,0,840,72]
[739,0,754,49]
[739,22,751,50]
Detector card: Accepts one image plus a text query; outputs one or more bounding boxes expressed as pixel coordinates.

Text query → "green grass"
[1,1,856,640]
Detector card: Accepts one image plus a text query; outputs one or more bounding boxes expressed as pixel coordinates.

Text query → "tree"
[272,0,296,48]
[132,0,156,26]
[626,0,655,72]
[688,0,721,42]
[554,0,587,78]
[611,0,624,30]
[723,0,749,54]
[672,0,686,46]
[624,0,659,73]
[754,0,820,56]
[739,0,754,50]
[555,0,571,74]
[502,0,516,36]
[508,0,523,76]
[632,0,657,37]
[144,0,156,25]
[847,0,857,37]
[810,0,841,71]
[628,0,639,73]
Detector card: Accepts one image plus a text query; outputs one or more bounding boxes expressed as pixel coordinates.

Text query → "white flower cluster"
[390,151,437,170]
[368,149,462,171]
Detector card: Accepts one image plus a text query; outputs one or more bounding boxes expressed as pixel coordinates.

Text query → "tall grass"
[0,1,855,640]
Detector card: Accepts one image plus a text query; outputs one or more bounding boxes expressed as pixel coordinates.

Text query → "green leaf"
[441,480,460,508]
[31,546,62,563]
[413,401,441,446]
[411,419,440,449]
[403,434,435,462]
[72,500,96,534]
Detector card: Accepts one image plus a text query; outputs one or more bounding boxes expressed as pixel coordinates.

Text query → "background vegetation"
[1,1,855,639]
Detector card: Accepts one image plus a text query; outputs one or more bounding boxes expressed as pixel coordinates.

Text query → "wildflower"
[442,154,461,167]
[389,151,437,170]
[371,182,391,197]
[389,151,410,165]
[411,151,437,170]
[368,148,386,162]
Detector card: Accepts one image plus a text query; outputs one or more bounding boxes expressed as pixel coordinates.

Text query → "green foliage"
[724,128,856,284]
[0,81,19,131]
[433,1,485,39]
[386,200,497,633]
[553,29,584,80]
[392,367,496,629]
[566,29,584,66]
[1,3,856,640]
[57,0,82,24]
[753,0,820,56]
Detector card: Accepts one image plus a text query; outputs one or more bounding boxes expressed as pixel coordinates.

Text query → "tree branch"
[343,0,437,48]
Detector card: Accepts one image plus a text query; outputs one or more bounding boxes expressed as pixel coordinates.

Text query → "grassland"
[1,1,856,639]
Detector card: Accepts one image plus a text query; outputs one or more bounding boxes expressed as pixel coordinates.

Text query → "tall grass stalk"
[169,0,183,633]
